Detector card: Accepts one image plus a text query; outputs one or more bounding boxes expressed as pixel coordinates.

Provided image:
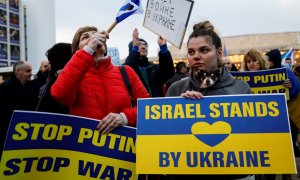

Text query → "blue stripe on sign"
[5,112,136,163]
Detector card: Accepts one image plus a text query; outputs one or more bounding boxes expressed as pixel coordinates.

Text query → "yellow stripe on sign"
[251,85,289,100]
[0,149,136,180]
[136,133,296,174]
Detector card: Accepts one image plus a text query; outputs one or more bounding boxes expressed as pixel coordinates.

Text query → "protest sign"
[230,68,289,100]
[136,94,296,174]
[0,111,136,180]
[143,0,194,48]
[107,47,121,66]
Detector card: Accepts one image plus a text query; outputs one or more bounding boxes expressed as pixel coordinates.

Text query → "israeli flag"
[223,44,227,57]
[116,0,144,23]
[281,47,294,66]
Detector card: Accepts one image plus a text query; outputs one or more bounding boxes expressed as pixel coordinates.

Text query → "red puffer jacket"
[50,50,149,126]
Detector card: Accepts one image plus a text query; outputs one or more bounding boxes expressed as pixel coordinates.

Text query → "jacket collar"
[93,56,114,72]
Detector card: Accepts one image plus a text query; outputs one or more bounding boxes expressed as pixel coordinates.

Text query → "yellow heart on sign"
[191,121,232,147]
[191,121,231,134]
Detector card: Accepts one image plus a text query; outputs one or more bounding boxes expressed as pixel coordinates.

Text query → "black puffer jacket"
[125,51,174,97]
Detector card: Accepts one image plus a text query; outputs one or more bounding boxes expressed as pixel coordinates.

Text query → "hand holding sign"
[157,36,166,46]
[97,112,125,134]
[283,79,292,88]
[181,90,204,100]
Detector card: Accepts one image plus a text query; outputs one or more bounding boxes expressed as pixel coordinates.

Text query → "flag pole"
[107,0,142,33]
[107,21,118,33]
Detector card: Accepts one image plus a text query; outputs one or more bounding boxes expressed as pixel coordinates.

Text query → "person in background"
[241,49,274,180]
[222,56,238,71]
[284,57,292,69]
[266,49,300,180]
[35,43,72,113]
[241,49,269,71]
[292,63,300,81]
[165,61,188,89]
[40,60,51,73]
[51,26,149,134]
[266,49,300,100]
[32,59,51,97]
[166,20,253,180]
[0,61,37,160]
[125,28,174,97]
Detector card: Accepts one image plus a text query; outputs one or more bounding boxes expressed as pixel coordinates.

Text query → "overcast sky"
[55,0,300,59]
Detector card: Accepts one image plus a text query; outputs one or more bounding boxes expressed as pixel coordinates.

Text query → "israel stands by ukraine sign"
[136,94,296,174]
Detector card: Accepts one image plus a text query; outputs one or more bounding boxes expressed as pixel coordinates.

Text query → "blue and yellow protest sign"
[136,94,296,174]
[230,68,289,100]
[0,111,136,180]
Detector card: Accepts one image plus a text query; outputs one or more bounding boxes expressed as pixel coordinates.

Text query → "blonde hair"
[242,49,269,71]
[71,26,98,54]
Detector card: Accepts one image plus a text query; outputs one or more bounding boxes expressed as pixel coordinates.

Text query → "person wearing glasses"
[124,28,175,97]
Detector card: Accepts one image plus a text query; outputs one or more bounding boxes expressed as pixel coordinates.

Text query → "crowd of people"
[0,20,299,180]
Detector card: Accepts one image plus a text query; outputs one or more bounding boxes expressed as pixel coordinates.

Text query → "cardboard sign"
[230,68,289,100]
[0,111,137,180]
[143,0,194,48]
[107,47,121,66]
[136,94,296,174]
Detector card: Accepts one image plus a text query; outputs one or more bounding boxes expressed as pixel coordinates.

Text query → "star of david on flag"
[281,47,294,65]
[116,0,144,23]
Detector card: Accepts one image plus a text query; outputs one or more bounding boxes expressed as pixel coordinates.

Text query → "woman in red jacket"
[51,26,149,134]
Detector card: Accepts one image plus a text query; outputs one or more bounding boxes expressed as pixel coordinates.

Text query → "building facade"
[0,0,21,68]
[0,0,55,73]
[165,32,300,70]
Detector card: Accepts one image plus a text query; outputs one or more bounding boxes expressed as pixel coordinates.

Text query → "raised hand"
[157,36,166,46]
[132,28,139,47]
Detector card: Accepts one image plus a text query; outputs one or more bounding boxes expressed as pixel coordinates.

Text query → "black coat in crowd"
[0,74,38,158]
[31,70,48,98]
[165,72,188,89]
[125,51,174,97]
[35,76,69,114]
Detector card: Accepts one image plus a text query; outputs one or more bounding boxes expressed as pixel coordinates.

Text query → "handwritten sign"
[143,0,194,48]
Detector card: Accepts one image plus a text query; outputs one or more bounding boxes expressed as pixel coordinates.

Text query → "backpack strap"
[119,65,135,107]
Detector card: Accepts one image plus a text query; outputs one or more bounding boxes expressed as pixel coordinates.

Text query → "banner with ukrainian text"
[230,68,289,100]
[0,111,136,180]
[136,94,296,174]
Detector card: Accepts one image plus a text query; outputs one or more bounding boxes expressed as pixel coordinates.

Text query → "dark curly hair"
[45,43,72,75]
